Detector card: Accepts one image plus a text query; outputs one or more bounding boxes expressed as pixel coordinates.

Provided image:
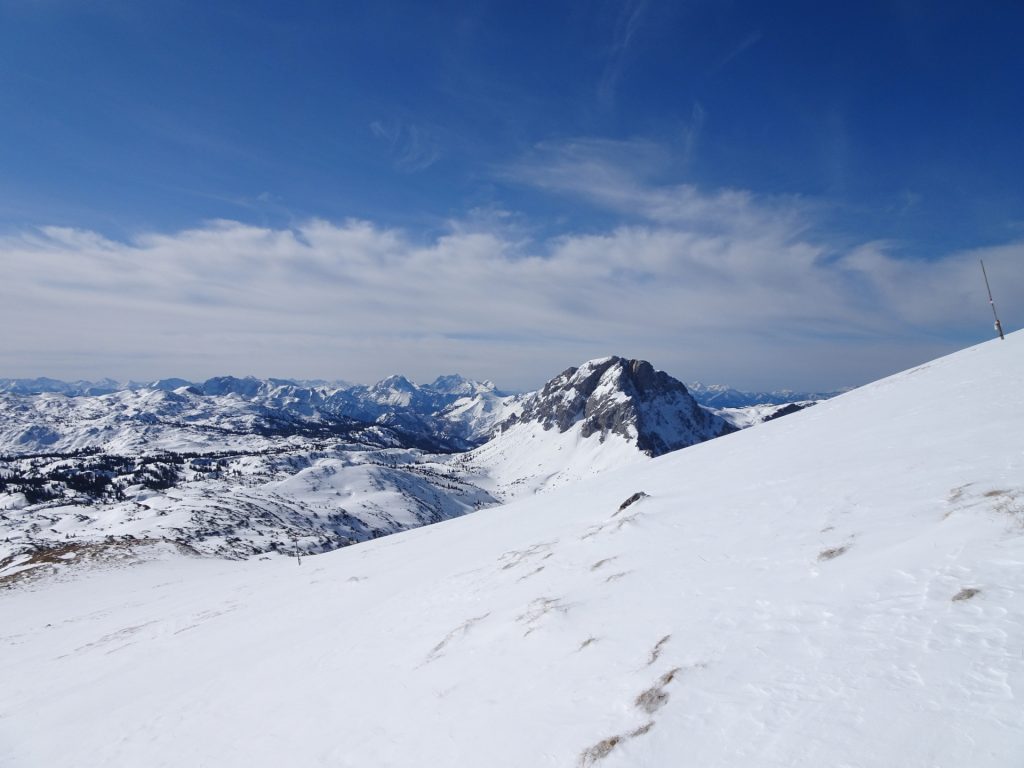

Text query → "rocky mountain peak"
[499,356,734,456]
[428,374,497,397]
[373,374,416,392]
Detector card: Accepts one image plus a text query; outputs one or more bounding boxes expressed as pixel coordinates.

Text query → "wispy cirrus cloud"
[598,0,649,106]
[370,119,441,173]
[709,30,763,74]
[501,137,808,234]
[681,102,706,165]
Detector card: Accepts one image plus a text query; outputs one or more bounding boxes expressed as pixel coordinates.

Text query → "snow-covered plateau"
[1,333,1022,767]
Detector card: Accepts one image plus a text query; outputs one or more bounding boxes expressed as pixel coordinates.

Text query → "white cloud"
[501,137,808,234]
[1,196,1018,391]
[0,138,1017,390]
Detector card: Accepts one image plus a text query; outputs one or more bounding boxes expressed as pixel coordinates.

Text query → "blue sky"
[1,1,1022,390]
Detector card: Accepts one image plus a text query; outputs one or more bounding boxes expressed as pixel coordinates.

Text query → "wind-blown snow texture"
[2,334,1022,767]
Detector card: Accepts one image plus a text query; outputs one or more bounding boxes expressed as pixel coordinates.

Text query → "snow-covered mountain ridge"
[686,380,846,408]
[459,357,734,501]
[0,373,502,452]
[2,334,1021,767]
[498,357,733,456]
[0,373,825,433]
[0,371,828,455]
[0,357,731,560]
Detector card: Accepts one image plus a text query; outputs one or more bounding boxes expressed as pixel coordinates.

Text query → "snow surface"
[711,400,819,429]
[458,419,647,500]
[0,446,495,562]
[2,334,1023,767]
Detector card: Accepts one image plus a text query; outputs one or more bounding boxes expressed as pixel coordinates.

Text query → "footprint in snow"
[423,612,491,663]
[517,596,571,636]
[576,661,705,766]
[498,540,557,571]
[647,634,670,665]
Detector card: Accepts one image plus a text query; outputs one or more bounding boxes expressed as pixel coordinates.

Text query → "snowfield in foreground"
[2,334,1023,767]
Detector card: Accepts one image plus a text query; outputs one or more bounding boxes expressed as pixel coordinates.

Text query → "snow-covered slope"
[6,334,1022,766]
[711,400,818,428]
[0,446,495,560]
[437,387,522,444]
[464,356,733,499]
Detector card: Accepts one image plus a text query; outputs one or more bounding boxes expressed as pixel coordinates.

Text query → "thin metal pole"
[981,260,1005,340]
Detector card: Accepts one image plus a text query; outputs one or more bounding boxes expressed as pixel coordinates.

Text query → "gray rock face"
[499,357,735,456]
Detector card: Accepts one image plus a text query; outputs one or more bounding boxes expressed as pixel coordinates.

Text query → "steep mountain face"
[460,357,734,501]
[3,335,1020,768]
[500,357,734,456]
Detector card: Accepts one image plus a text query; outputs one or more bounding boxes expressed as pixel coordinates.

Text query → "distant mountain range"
[0,359,824,565]
[685,381,848,408]
[0,372,829,435]
[0,374,835,408]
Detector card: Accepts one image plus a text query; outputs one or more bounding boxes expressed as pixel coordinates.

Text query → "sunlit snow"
[1,334,1022,767]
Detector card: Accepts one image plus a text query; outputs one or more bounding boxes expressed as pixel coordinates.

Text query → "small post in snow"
[292,535,302,566]
[980,259,1005,341]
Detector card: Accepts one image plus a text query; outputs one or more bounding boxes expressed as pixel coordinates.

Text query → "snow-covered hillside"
[3,334,1021,767]
[437,386,522,444]
[710,400,818,429]
[464,356,733,499]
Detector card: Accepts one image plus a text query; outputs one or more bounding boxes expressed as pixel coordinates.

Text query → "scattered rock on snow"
[616,491,649,514]
[952,587,981,602]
